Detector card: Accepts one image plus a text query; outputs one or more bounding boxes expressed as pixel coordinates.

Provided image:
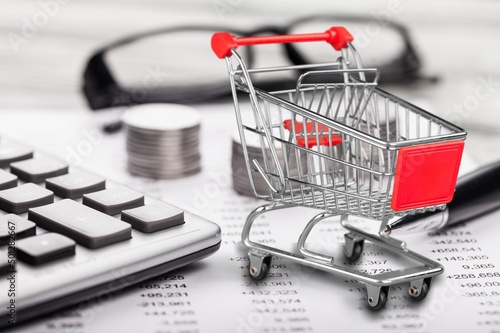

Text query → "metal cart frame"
[212,27,466,309]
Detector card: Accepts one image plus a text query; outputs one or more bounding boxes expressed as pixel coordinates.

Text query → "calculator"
[0,140,221,327]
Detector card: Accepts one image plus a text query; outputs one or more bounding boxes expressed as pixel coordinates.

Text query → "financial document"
[3,106,500,333]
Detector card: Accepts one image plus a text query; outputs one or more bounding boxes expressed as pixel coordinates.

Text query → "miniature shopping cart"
[211,27,466,309]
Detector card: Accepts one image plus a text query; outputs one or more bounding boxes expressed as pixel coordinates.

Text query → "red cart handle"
[211,26,354,59]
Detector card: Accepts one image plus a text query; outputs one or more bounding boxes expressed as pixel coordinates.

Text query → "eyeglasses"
[82,15,430,111]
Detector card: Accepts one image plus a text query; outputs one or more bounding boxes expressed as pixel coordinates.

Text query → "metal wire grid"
[236,74,461,220]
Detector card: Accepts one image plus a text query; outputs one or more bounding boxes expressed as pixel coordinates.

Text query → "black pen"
[386,159,500,235]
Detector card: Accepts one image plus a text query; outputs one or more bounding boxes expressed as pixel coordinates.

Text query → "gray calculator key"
[46,170,106,199]
[0,169,17,190]
[0,214,36,246]
[10,156,68,183]
[16,233,76,265]
[0,248,11,275]
[121,203,184,233]
[29,199,132,249]
[0,142,33,168]
[0,183,54,214]
[83,185,144,215]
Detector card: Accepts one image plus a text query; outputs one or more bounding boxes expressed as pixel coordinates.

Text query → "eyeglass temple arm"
[82,52,121,110]
[211,26,353,59]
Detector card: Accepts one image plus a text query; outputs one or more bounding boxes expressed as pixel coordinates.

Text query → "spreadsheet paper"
[3,106,499,333]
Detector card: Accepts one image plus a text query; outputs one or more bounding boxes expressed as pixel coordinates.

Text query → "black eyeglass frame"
[82,15,424,111]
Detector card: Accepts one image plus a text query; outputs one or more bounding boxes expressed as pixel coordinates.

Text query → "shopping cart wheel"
[408,278,432,300]
[248,253,272,280]
[343,233,364,262]
[367,285,389,311]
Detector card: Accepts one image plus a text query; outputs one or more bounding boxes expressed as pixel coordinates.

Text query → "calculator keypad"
[0,140,193,265]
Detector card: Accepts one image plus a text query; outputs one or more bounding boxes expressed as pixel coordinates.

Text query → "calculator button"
[0,169,17,190]
[0,214,36,246]
[121,203,184,233]
[0,142,33,168]
[29,199,132,249]
[10,156,68,183]
[46,170,106,199]
[16,233,76,265]
[0,248,11,275]
[83,185,144,215]
[0,183,54,214]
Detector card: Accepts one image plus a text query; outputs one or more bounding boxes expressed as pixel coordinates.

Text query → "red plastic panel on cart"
[391,140,464,211]
[283,119,342,148]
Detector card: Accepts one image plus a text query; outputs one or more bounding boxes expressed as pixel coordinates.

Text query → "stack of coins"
[231,133,308,196]
[121,104,201,179]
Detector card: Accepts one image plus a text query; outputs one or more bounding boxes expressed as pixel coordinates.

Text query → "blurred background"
[1,0,499,164]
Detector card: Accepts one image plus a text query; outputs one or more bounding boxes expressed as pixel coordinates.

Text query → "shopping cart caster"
[366,285,389,310]
[248,252,272,280]
[343,233,364,262]
[408,278,432,300]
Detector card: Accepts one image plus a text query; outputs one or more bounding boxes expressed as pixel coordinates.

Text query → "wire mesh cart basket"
[211,27,466,309]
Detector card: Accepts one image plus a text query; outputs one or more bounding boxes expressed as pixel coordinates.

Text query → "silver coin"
[232,174,278,186]
[126,135,200,146]
[127,153,201,163]
[125,125,201,133]
[126,147,200,156]
[126,145,200,157]
[128,165,201,179]
[128,157,200,167]
[126,140,200,151]
[232,174,275,187]
[127,130,200,143]
[126,131,200,141]
[232,144,268,155]
[127,153,200,162]
[127,154,201,164]
[126,139,200,148]
[126,146,200,156]
[128,160,201,174]
[128,165,201,176]
[124,121,200,133]
[126,141,199,151]
[126,129,200,141]
[123,104,203,180]
[232,153,306,167]
[128,167,201,177]
[128,155,201,167]
[238,157,308,172]
[232,145,291,161]
[232,146,306,163]
[231,148,305,195]
[232,180,269,192]
[231,164,304,175]
[125,121,200,132]
[127,155,201,165]
[121,104,201,131]
[128,158,200,171]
